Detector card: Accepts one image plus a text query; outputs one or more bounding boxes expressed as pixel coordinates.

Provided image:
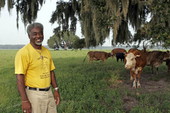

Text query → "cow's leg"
[89,58,93,63]
[152,66,158,74]
[156,67,158,74]
[168,66,170,72]
[130,71,133,81]
[132,78,137,88]
[136,70,142,88]
[153,66,159,74]
[151,66,154,74]
[131,72,137,88]
[130,76,133,81]
[137,80,140,88]
[136,77,141,88]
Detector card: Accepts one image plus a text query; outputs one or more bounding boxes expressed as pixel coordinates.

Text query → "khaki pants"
[26,88,57,113]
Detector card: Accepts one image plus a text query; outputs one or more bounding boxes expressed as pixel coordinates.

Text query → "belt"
[25,86,50,91]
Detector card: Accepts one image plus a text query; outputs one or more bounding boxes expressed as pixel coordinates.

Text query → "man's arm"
[16,74,28,101]
[50,70,60,105]
[16,74,32,113]
[50,71,58,88]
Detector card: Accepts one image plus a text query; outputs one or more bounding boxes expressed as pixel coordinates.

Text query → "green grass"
[1,49,170,113]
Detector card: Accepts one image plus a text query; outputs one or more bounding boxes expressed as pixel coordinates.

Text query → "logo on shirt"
[40,72,50,79]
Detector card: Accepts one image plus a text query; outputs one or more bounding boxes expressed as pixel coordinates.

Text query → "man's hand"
[54,91,60,105]
[22,101,32,113]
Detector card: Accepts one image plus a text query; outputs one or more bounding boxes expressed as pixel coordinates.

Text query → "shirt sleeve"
[47,49,55,71]
[50,59,55,71]
[15,50,29,75]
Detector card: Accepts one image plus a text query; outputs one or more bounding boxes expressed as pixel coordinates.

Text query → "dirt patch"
[118,72,170,93]
[123,96,138,112]
[109,72,170,112]
[141,79,170,92]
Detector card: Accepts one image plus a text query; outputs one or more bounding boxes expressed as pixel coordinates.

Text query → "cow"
[146,51,170,74]
[83,51,112,62]
[124,48,147,88]
[111,48,127,56]
[165,59,170,72]
[115,53,125,62]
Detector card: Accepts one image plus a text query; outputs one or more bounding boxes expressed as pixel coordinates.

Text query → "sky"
[0,0,112,46]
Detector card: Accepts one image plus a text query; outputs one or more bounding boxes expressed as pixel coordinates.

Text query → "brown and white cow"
[124,48,147,88]
[84,51,112,62]
[111,48,127,56]
[146,51,170,74]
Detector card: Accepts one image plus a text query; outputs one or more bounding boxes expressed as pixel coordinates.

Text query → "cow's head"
[124,53,140,69]
[163,51,170,60]
[108,52,113,57]
[110,52,115,57]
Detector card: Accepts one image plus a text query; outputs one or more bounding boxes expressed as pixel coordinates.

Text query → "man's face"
[29,27,44,46]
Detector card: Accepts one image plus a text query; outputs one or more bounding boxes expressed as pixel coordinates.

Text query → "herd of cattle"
[84,48,170,88]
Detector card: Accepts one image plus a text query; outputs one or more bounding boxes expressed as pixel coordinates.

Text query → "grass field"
[1,49,170,113]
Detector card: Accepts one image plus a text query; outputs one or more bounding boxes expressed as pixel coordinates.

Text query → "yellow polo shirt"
[15,43,55,88]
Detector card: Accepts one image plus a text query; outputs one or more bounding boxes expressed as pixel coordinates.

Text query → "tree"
[1,0,170,48]
[72,38,85,50]
[148,0,170,48]
[47,35,60,49]
[50,0,150,47]
[47,31,80,49]
[0,0,45,27]
[133,0,170,48]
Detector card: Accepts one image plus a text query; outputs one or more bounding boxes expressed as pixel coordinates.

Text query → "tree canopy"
[47,31,84,50]
[0,0,170,48]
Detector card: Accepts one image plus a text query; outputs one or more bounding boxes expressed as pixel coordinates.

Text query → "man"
[15,22,60,113]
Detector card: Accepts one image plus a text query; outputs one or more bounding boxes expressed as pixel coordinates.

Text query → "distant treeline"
[0,44,113,50]
[0,44,167,50]
[0,45,25,49]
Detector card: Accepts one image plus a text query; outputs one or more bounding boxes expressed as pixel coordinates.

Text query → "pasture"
[0,49,170,113]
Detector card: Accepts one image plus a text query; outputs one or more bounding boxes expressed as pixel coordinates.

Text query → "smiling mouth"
[35,42,42,45]
[36,38,42,42]
[35,39,43,45]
